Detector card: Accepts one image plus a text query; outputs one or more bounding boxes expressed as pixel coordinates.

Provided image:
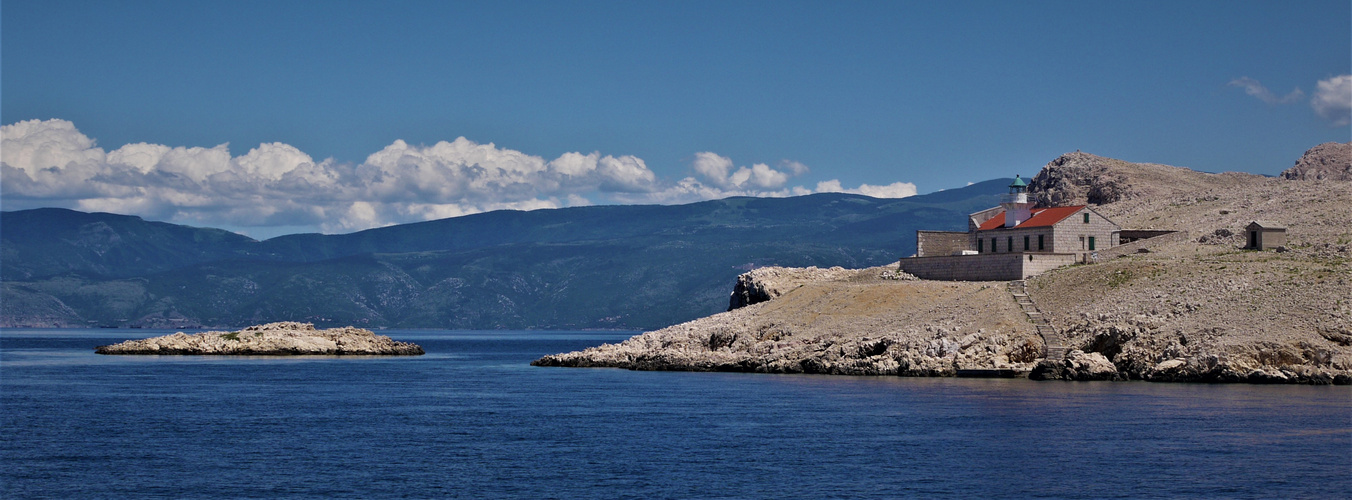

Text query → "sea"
[2,328,1349,499]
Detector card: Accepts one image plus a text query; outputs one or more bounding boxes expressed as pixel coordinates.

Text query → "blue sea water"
[2,329,1349,499]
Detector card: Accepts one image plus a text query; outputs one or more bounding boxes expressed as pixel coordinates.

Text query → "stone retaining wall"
[897,253,1078,281]
[1096,230,1189,260]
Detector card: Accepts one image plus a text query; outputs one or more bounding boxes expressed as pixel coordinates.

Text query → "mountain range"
[2,179,1009,329]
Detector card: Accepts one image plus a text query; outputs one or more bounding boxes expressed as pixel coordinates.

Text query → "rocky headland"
[1281,141,1352,181]
[94,322,424,355]
[536,148,1352,384]
[536,266,1045,375]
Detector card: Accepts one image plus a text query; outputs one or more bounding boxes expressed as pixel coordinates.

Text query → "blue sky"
[3,0,1349,237]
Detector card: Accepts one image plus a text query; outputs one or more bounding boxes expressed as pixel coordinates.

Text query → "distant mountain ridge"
[2,179,1009,329]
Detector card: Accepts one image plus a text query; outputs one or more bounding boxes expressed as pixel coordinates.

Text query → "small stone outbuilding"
[1245,221,1286,250]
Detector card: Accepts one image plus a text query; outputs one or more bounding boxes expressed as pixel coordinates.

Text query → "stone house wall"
[1049,206,1119,255]
[916,231,972,257]
[971,207,1118,256]
[972,227,1054,254]
[1246,227,1287,250]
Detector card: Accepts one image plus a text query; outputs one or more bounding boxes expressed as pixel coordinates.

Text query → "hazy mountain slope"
[0,208,260,280]
[1,180,1007,329]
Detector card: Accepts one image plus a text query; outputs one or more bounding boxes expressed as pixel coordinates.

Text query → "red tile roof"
[977,205,1086,231]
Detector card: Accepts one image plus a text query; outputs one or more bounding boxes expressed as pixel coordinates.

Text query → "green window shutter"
[1089,236,1096,251]
[1024,235,1029,250]
[1007,237,1013,252]
[1038,234,1044,250]
[1083,212,1090,223]
[978,239,983,252]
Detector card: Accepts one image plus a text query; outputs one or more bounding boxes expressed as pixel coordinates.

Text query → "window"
[1038,234,1045,250]
[1083,213,1090,224]
[992,238,997,252]
[1007,237,1013,253]
[1088,236,1096,251]
[978,239,984,253]
[1023,235,1029,251]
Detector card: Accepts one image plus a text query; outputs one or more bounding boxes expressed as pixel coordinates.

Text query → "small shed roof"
[1247,220,1286,230]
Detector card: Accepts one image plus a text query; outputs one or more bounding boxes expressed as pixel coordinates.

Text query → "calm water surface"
[3,328,1349,498]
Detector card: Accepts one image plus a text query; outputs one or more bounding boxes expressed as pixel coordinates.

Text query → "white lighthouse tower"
[1002,175,1033,228]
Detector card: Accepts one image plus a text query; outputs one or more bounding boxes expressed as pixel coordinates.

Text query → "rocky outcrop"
[1281,142,1352,181]
[1028,152,1134,207]
[94,322,424,355]
[1029,350,1122,381]
[727,266,859,310]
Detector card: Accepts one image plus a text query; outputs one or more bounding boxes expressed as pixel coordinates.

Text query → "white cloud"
[691,152,736,187]
[1,119,920,234]
[689,152,798,190]
[1228,77,1304,104]
[1311,75,1352,126]
[814,179,918,198]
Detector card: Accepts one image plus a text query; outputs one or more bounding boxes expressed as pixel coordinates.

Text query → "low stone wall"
[1120,230,1176,242]
[898,253,1077,281]
[1097,230,1189,260]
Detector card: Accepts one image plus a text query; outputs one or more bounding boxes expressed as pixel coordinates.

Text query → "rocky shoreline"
[534,265,1351,385]
[534,266,1046,377]
[95,322,424,355]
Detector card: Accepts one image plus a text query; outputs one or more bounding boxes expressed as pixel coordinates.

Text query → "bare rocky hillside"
[536,148,1352,384]
[1027,152,1259,207]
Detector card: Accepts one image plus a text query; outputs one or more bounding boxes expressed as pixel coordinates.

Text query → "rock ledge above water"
[94,322,424,355]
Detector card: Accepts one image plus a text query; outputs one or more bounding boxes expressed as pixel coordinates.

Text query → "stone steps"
[1008,280,1067,360]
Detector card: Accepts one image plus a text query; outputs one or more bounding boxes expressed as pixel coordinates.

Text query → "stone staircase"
[1008,280,1066,360]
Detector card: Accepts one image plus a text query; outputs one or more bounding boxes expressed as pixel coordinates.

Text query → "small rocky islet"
[94,322,424,356]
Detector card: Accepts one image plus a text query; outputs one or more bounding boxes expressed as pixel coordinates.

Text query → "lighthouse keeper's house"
[900,176,1121,281]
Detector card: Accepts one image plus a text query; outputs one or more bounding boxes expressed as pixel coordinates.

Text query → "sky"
[2,0,1349,238]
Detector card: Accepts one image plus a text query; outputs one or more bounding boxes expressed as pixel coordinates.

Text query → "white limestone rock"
[95,322,424,355]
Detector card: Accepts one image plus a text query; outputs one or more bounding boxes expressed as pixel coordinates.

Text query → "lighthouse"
[1002,175,1033,228]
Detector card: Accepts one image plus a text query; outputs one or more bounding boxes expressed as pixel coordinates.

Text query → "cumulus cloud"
[1311,74,1352,126]
[690,152,796,190]
[1,119,919,235]
[1228,77,1304,104]
[814,179,918,198]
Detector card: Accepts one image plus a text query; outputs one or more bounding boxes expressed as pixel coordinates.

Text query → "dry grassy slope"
[535,268,1043,375]
[1028,169,1352,382]
[1101,177,1352,253]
